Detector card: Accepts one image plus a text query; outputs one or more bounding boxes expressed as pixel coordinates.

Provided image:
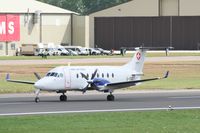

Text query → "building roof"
[88,0,132,15]
[0,0,77,14]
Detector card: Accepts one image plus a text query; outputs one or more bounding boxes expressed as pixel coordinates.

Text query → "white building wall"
[20,14,40,44]
[72,15,86,47]
[180,0,200,16]
[160,0,179,16]
[42,14,72,45]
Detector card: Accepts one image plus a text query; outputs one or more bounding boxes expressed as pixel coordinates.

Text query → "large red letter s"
[7,14,20,41]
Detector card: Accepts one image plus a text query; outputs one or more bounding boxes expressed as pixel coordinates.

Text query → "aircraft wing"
[6,74,35,85]
[102,71,169,90]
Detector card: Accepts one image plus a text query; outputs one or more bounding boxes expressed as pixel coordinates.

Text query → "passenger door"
[64,68,71,89]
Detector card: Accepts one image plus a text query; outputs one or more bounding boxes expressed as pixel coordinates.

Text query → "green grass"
[0,52,200,60]
[0,60,200,93]
[0,74,39,93]
[1,110,200,133]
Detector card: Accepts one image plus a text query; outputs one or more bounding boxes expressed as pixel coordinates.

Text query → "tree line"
[37,0,130,15]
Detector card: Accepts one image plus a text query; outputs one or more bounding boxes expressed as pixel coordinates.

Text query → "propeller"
[34,72,41,80]
[80,69,98,93]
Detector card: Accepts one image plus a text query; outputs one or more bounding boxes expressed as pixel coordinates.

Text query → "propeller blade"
[80,73,89,80]
[163,71,169,79]
[6,73,10,80]
[91,69,98,80]
[82,85,89,94]
[80,69,98,93]
[34,72,41,80]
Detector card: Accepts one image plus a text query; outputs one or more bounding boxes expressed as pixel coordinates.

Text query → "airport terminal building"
[1,0,200,56]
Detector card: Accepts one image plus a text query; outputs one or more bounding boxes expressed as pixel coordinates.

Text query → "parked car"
[95,48,111,55]
[67,49,78,56]
[85,48,101,55]
[57,48,69,56]
[35,48,43,56]
[65,46,88,55]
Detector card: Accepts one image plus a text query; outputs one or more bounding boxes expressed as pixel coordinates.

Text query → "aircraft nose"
[34,80,45,90]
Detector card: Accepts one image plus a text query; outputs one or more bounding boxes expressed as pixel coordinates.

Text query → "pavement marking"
[170,96,200,99]
[0,102,31,105]
[1,106,200,116]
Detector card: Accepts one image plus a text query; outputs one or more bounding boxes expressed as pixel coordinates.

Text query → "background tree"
[37,0,131,15]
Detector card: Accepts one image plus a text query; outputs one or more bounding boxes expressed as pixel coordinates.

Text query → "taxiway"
[0,90,200,116]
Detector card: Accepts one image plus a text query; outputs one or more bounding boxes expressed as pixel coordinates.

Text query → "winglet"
[164,71,169,79]
[6,74,10,81]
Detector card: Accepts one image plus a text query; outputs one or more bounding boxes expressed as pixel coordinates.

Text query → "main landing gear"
[60,93,67,101]
[35,97,40,103]
[107,93,115,101]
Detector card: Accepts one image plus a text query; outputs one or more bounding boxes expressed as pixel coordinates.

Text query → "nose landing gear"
[35,89,40,103]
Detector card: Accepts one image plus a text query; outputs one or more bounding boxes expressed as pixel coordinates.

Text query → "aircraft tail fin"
[123,47,147,74]
[123,47,173,74]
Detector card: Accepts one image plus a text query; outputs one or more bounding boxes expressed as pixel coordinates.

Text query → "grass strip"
[0,110,200,133]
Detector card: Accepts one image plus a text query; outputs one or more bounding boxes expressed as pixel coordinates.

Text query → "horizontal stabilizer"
[122,46,174,51]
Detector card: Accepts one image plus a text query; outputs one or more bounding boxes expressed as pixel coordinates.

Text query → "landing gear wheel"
[35,97,40,103]
[107,95,115,101]
[60,95,67,101]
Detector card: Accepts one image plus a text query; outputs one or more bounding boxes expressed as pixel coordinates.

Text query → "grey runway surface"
[1,90,200,116]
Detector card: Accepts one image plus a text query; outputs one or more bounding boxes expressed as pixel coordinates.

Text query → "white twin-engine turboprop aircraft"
[6,47,169,103]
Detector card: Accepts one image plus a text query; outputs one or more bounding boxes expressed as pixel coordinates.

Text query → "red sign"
[136,52,141,60]
[0,14,20,41]
[0,15,7,41]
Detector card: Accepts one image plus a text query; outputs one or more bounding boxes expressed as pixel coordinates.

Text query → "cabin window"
[59,73,64,78]
[112,73,114,78]
[87,74,89,78]
[77,74,79,78]
[107,73,109,78]
[97,73,99,78]
[102,73,104,78]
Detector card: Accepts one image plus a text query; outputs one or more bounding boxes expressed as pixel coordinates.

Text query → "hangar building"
[1,0,200,56]
[0,0,76,56]
[74,0,200,50]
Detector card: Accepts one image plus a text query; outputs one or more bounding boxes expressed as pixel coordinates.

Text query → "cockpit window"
[54,73,58,77]
[50,72,55,76]
[46,72,63,78]
[46,73,51,77]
